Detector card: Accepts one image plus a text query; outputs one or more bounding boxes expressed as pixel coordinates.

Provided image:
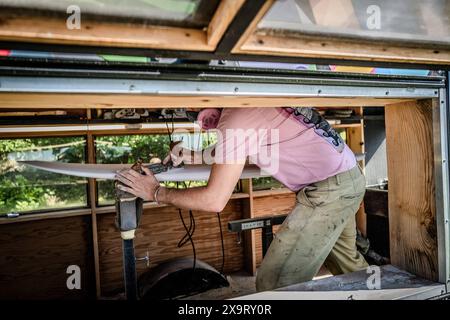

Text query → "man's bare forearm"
[157,186,226,212]
[153,163,244,213]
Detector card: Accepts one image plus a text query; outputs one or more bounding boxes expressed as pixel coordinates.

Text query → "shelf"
[252,188,294,198]
[333,123,362,129]
[0,208,92,225]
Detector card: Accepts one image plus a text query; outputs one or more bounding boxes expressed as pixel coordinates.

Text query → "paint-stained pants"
[256,165,369,291]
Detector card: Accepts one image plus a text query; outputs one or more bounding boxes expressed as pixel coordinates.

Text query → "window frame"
[0,0,245,52]
[0,133,90,216]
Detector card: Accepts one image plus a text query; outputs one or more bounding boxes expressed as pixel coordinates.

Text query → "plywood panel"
[385,99,438,281]
[97,201,244,295]
[253,191,296,217]
[0,216,95,299]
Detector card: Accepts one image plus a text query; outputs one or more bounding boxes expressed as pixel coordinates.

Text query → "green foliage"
[252,177,284,191]
[96,134,170,164]
[0,137,87,215]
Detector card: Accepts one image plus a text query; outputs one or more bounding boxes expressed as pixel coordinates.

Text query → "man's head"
[196,108,222,130]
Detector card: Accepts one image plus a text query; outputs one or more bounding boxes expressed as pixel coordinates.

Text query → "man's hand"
[115,166,160,201]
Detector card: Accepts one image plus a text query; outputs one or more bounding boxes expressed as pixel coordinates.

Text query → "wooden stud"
[385,99,439,281]
[86,132,102,298]
[347,107,367,237]
[231,0,274,54]
[207,0,246,46]
[240,178,256,275]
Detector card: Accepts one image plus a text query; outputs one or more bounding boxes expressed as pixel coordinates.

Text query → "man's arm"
[115,162,245,213]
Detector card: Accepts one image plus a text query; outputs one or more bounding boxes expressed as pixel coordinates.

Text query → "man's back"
[215,107,357,191]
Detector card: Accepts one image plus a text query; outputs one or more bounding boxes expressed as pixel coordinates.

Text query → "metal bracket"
[228,215,287,257]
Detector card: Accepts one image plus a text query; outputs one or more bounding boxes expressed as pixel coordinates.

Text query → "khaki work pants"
[256,165,369,291]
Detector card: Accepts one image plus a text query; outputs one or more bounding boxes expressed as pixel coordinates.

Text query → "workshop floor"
[184,266,332,300]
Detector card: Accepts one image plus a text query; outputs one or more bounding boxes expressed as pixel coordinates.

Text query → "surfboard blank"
[19,161,268,181]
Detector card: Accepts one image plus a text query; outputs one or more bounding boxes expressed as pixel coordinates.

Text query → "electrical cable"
[165,113,198,272]
[165,120,173,144]
[177,209,196,247]
[177,209,196,270]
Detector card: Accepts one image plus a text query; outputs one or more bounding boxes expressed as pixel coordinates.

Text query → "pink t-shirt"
[214,107,357,192]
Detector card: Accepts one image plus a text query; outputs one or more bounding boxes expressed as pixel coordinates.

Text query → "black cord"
[216,212,225,274]
[177,209,196,248]
[177,209,196,270]
[165,121,173,144]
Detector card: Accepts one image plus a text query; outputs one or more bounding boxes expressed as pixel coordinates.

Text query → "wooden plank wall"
[0,216,95,299]
[97,200,244,295]
[385,99,439,281]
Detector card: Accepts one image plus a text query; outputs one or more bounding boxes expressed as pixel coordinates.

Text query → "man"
[116,107,368,291]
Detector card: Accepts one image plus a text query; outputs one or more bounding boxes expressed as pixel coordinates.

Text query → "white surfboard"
[18,161,269,181]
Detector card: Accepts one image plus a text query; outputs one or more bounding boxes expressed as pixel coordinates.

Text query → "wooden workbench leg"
[348,107,366,237]
[241,179,256,275]
[385,99,438,281]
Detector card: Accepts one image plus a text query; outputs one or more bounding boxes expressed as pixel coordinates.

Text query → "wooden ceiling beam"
[0,93,413,109]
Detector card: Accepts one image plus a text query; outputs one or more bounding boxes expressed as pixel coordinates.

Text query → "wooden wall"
[385,99,439,281]
[0,216,95,299]
[96,200,245,295]
[0,199,246,299]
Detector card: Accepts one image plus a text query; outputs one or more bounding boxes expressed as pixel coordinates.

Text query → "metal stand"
[228,215,287,257]
[114,161,168,300]
[116,194,142,300]
[114,161,144,300]
[122,238,138,300]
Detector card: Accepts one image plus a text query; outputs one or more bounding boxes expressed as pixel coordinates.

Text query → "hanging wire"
[175,178,197,271]
[177,209,197,271]
[165,115,173,144]
[177,209,196,248]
